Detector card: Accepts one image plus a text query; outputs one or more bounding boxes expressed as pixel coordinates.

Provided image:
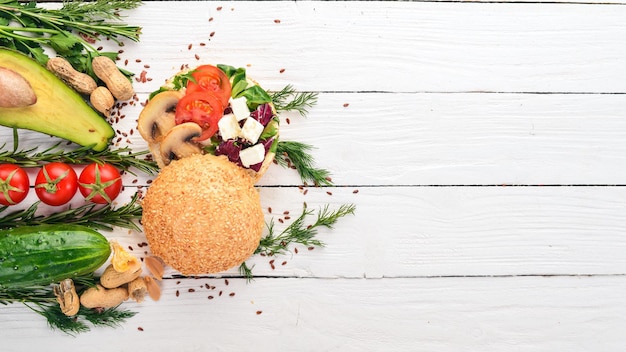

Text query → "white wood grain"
[2,276,626,351]
[2,1,626,350]
[112,1,626,94]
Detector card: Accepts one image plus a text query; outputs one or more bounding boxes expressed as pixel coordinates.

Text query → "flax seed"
[281,261,287,266]
[128,245,133,251]
[138,327,144,331]
[279,68,285,73]
[286,118,290,124]
[188,43,192,50]
[327,191,333,196]
[135,59,142,63]
[294,248,299,254]
[176,290,180,297]
[256,311,263,315]
[268,207,272,213]
[195,54,200,60]
[343,103,350,107]
[274,19,281,23]
[188,288,195,293]
[208,295,214,299]
[210,31,215,37]
[225,279,229,285]
[229,292,235,297]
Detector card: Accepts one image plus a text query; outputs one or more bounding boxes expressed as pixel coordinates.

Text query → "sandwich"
[137,64,279,182]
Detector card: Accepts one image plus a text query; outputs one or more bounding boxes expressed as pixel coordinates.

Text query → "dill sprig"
[1,274,136,335]
[270,84,318,116]
[0,192,143,232]
[240,203,356,280]
[275,140,333,186]
[0,129,159,175]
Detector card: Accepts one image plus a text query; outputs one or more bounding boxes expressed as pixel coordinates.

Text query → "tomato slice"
[175,91,224,141]
[186,65,232,108]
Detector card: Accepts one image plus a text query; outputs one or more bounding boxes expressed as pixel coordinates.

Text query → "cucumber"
[0,224,111,289]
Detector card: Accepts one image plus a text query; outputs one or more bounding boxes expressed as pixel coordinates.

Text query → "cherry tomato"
[34,162,78,206]
[78,163,122,204]
[175,91,224,141]
[186,65,232,108]
[0,164,29,206]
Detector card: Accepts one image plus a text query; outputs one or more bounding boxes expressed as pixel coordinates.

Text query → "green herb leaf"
[275,140,333,186]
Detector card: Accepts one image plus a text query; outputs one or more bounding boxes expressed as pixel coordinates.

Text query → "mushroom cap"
[159,122,203,165]
[141,153,264,275]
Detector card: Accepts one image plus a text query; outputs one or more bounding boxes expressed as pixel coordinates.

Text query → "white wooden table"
[2,1,626,350]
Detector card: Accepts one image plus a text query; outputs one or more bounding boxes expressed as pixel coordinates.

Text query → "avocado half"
[0,49,114,151]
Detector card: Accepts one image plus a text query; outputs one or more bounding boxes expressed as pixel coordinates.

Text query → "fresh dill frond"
[275,141,333,186]
[79,306,137,328]
[26,302,91,336]
[270,84,318,116]
[238,262,255,282]
[256,203,356,257]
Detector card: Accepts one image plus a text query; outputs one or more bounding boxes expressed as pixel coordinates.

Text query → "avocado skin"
[0,49,114,151]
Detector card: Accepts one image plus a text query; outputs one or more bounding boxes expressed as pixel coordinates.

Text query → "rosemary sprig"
[239,203,356,280]
[270,84,318,116]
[0,192,143,232]
[0,129,159,175]
[275,140,333,186]
[0,0,142,79]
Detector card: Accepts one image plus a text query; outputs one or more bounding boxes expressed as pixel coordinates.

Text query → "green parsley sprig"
[0,0,142,79]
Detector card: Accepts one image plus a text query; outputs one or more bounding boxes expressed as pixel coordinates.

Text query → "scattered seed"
[327,191,333,196]
[225,279,229,285]
[229,292,235,297]
[188,43,193,50]
[209,31,215,37]
[195,54,200,60]
[217,6,222,10]
[138,327,144,331]
[135,58,142,63]
[308,246,315,251]
[219,291,223,296]
[209,17,214,22]
[268,207,272,213]
[128,245,133,251]
[279,68,285,73]
[286,118,290,124]
[208,295,214,299]
[256,311,263,315]
[176,290,180,297]
[189,288,195,293]
[294,247,299,254]
[343,103,350,107]
[274,19,281,23]
[281,261,287,266]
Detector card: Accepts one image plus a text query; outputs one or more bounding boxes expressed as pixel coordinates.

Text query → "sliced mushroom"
[0,67,37,108]
[136,90,183,143]
[159,122,203,166]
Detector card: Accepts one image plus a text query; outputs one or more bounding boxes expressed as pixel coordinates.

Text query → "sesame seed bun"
[141,153,264,275]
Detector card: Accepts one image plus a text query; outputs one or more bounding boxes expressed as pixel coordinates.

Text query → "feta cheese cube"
[229,96,250,121]
[241,117,264,144]
[218,113,241,140]
[239,143,266,168]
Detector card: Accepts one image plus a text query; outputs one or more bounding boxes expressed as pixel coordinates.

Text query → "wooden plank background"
[2,1,626,350]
